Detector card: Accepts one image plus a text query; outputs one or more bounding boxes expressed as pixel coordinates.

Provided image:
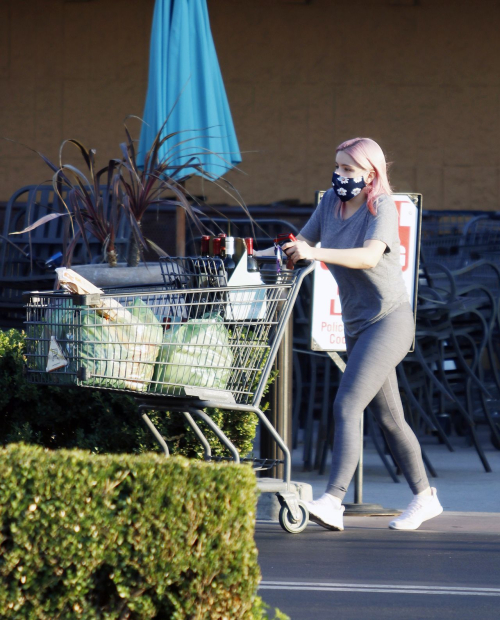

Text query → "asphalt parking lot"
[256,512,500,620]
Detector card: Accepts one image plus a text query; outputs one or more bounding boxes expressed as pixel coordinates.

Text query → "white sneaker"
[389,488,443,530]
[305,493,345,531]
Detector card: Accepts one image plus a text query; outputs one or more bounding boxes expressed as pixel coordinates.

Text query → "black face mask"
[331,172,366,202]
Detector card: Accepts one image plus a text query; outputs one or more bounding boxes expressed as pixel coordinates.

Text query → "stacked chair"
[413,212,500,470]
[0,184,130,329]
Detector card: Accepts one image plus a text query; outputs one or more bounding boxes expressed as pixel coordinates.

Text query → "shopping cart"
[23,256,314,533]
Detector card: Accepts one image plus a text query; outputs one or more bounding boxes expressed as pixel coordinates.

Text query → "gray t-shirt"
[300,189,409,337]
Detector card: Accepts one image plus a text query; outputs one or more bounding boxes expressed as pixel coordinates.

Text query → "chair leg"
[319,403,334,476]
[421,445,438,478]
[302,355,317,471]
[314,357,331,470]
[436,356,492,472]
[292,351,303,450]
[397,363,454,451]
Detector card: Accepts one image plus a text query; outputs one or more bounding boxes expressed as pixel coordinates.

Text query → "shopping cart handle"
[256,256,312,268]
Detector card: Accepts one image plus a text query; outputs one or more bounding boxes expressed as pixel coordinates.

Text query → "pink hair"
[334,137,392,217]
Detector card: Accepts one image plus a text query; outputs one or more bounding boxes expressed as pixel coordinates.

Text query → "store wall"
[1,0,499,210]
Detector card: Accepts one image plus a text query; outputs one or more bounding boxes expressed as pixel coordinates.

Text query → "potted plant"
[8,118,251,286]
[5,138,123,269]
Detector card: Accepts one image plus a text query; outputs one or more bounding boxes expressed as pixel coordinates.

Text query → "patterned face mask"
[331,172,366,202]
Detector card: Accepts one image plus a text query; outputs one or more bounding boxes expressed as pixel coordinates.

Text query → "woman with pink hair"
[282,137,442,531]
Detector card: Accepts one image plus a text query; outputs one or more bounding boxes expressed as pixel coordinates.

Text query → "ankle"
[416,487,432,498]
[325,493,342,509]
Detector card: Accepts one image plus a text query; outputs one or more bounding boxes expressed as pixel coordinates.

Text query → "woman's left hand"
[281,240,315,263]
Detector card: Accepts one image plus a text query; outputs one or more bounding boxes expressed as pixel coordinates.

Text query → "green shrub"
[0,444,287,619]
[0,329,275,459]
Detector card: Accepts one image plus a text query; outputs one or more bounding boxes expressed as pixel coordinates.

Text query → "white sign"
[226,247,267,321]
[310,193,422,352]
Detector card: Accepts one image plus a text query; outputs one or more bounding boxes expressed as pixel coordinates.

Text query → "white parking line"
[259,581,500,597]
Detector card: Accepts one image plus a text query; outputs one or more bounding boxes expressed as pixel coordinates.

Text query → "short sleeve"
[364,195,399,254]
[300,191,330,244]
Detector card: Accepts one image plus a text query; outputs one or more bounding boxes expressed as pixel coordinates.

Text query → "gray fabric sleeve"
[363,196,398,253]
[299,197,324,244]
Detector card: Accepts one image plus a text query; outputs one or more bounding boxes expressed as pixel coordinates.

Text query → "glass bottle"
[200,235,211,257]
[218,233,227,252]
[222,236,236,278]
[245,237,259,272]
[211,237,225,286]
[212,236,222,259]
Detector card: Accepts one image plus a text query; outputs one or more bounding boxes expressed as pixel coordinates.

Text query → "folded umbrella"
[138,0,242,180]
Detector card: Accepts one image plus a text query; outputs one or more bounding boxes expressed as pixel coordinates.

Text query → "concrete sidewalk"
[290,433,500,514]
[340,511,500,533]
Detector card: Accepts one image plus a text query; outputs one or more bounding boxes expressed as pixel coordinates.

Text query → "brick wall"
[1,0,499,210]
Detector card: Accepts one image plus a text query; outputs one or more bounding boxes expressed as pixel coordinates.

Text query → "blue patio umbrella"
[137,0,242,180]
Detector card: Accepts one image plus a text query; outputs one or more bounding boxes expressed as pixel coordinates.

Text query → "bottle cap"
[244,237,254,254]
[225,236,235,255]
[212,237,221,256]
[201,235,210,254]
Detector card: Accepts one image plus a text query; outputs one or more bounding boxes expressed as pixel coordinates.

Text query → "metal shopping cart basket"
[23,256,314,533]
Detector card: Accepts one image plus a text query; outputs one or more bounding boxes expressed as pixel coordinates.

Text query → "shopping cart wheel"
[278,500,309,534]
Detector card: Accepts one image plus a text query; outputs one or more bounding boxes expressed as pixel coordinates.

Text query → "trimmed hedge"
[0,329,275,459]
[0,444,287,619]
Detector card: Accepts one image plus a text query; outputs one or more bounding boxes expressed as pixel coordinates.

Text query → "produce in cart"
[38,269,164,391]
[152,313,233,396]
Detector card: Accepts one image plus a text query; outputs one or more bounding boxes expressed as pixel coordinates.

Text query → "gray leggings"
[326,302,429,500]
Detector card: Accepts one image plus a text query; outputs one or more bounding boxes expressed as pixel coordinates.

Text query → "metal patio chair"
[0,184,130,328]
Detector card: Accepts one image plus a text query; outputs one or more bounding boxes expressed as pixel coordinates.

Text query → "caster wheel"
[278,501,309,534]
